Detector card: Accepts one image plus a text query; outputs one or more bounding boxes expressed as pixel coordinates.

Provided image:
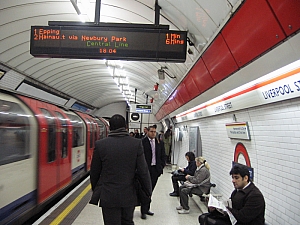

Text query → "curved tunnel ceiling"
[0,0,240,113]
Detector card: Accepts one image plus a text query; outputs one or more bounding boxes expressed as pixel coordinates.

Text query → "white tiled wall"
[173,97,300,225]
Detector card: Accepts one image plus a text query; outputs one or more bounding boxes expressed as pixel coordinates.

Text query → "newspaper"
[207,194,237,225]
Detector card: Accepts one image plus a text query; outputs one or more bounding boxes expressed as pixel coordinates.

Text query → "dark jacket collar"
[108,128,129,137]
[234,182,254,194]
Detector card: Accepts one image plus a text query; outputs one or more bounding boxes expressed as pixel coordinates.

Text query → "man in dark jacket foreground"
[199,164,265,225]
[90,114,152,225]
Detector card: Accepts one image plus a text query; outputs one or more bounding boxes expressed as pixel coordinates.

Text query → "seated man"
[169,151,197,197]
[199,164,265,225]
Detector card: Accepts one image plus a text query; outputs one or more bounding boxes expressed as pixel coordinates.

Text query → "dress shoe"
[176,205,183,210]
[200,196,205,202]
[169,192,179,197]
[146,211,154,216]
[141,214,146,219]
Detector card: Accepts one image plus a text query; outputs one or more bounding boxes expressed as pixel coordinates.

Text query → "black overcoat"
[90,130,151,207]
[230,182,265,225]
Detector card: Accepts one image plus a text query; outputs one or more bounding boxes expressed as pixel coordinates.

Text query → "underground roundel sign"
[131,113,140,121]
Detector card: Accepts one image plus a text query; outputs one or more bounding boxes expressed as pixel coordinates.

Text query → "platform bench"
[190,183,222,213]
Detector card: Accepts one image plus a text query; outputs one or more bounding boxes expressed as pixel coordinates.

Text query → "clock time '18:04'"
[99,48,117,54]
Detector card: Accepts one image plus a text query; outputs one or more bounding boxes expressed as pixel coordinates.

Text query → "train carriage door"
[75,112,96,171]
[65,112,86,179]
[92,118,100,142]
[99,117,110,138]
[54,111,72,188]
[94,117,109,139]
[85,118,94,171]
[38,108,58,203]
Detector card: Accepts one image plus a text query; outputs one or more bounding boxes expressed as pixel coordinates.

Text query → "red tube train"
[0,89,109,224]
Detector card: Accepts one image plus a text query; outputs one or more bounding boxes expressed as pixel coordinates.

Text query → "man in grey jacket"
[90,114,152,225]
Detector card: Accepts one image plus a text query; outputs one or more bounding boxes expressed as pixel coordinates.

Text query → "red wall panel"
[162,106,169,116]
[157,0,297,119]
[222,0,286,67]
[183,74,200,100]
[267,0,300,36]
[190,58,215,93]
[172,90,185,107]
[177,83,191,103]
[164,101,170,114]
[165,100,174,114]
[160,106,166,118]
[156,110,162,121]
[171,97,179,110]
[202,34,238,83]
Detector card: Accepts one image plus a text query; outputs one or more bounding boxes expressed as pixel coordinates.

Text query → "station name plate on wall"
[226,122,250,140]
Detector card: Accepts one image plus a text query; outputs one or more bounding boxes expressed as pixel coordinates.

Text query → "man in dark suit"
[140,125,167,219]
[90,114,152,225]
[140,126,148,139]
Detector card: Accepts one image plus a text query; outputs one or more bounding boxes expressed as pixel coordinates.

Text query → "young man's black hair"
[230,164,250,181]
[109,114,126,130]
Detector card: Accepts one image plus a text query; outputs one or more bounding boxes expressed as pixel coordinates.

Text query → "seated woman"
[176,156,211,214]
[169,152,197,197]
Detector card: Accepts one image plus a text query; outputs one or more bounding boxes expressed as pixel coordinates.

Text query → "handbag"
[199,211,231,225]
[199,212,210,225]
[183,181,199,188]
[183,176,211,189]
[134,173,151,206]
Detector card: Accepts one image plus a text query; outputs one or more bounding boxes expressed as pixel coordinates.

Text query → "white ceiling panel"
[0,0,243,112]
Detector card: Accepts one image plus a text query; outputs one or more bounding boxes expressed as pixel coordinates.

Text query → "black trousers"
[102,206,135,225]
[171,174,186,193]
[141,166,160,214]
[150,165,160,190]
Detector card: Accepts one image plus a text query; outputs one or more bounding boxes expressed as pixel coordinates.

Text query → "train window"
[0,100,31,165]
[67,114,84,147]
[96,120,106,139]
[40,108,56,162]
[55,111,68,158]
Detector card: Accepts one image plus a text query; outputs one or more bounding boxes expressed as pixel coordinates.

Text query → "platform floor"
[72,165,202,225]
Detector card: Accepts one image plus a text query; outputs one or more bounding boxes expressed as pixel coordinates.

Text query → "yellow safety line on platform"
[50,184,91,225]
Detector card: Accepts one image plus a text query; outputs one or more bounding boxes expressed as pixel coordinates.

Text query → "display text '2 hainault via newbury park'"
[32,28,185,47]
[31,26,187,62]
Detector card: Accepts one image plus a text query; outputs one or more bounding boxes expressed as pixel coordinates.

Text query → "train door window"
[67,114,84,147]
[91,120,96,147]
[92,119,98,143]
[99,123,105,139]
[55,111,68,158]
[86,118,94,148]
[96,119,106,139]
[95,119,105,139]
[40,108,56,162]
[0,99,30,165]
